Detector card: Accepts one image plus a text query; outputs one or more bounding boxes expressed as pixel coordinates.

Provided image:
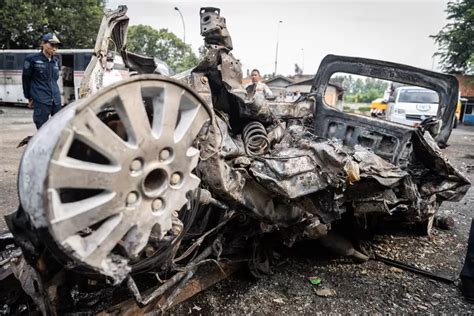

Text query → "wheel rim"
[19,75,210,281]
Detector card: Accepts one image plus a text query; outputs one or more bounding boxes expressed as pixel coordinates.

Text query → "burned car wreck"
[1,6,470,314]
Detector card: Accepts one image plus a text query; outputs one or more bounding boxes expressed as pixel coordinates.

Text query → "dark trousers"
[33,101,61,129]
[461,219,474,301]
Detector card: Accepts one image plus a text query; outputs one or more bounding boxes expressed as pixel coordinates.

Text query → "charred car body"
[1,6,470,314]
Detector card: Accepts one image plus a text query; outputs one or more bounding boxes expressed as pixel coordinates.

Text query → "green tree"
[127,25,200,73]
[467,54,474,74]
[0,1,46,49]
[198,45,208,60]
[332,74,388,103]
[431,0,474,74]
[0,0,105,49]
[353,78,364,94]
[43,1,105,48]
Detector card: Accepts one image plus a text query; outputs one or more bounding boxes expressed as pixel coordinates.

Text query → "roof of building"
[327,81,345,92]
[264,75,295,85]
[286,78,344,93]
[286,78,313,87]
[288,74,314,83]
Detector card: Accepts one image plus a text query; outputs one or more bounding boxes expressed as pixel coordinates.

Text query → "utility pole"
[301,48,305,73]
[174,7,186,44]
[274,20,283,76]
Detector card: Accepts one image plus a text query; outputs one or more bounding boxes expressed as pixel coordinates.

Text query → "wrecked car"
[0,6,470,314]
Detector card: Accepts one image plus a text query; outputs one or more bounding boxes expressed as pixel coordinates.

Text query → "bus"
[0,49,127,106]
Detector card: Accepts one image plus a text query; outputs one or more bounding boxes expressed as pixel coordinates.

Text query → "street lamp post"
[301,48,305,73]
[174,7,186,44]
[274,20,283,76]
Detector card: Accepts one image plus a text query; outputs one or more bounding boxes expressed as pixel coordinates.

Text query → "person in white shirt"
[245,69,273,99]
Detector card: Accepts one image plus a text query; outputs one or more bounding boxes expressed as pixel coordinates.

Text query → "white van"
[386,86,439,127]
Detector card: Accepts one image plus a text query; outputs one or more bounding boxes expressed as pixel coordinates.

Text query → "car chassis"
[0,6,470,315]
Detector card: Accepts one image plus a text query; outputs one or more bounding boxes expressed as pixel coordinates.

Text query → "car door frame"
[309,54,459,165]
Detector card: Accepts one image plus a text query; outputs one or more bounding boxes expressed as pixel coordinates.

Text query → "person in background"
[246,69,273,99]
[22,33,63,129]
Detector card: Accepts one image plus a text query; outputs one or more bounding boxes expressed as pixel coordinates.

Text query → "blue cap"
[42,33,63,46]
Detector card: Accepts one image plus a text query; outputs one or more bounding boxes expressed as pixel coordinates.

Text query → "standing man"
[246,69,273,99]
[22,33,63,129]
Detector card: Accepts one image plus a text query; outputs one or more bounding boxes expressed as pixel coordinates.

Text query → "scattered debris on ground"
[0,5,471,315]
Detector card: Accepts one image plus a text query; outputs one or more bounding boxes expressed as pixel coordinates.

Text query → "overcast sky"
[107,0,449,76]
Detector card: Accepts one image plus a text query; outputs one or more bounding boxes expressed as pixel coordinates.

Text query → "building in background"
[456,75,474,125]
[242,71,344,106]
[286,78,344,108]
[264,75,294,99]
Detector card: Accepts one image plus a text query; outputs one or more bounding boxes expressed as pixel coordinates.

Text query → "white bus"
[0,49,127,106]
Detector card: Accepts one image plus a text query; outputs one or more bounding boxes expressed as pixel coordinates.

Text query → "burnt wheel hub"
[18,75,210,282]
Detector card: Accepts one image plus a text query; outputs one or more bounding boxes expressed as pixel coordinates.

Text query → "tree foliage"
[468,53,474,73]
[198,45,208,60]
[331,75,389,103]
[431,0,474,74]
[127,25,200,73]
[0,0,105,49]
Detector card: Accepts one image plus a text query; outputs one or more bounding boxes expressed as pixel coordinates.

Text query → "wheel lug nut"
[130,159,142,172]
[159,149,170,161]
[152,198,163,211]
[170,173,181,185]
[126,192,138,205]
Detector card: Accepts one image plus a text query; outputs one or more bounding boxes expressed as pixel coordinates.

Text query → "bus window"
[61,54,74,85]
[61,54,75,104]
[56,54,62,67]
[0,54,4,69]
[5,54,15,70]
[84,53,92,70]
[61,54,73,69]
[74,53,92,71]
[16,53,27,70]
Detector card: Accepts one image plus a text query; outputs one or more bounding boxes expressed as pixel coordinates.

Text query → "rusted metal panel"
[1,5,470,315]
[100,262,241,315]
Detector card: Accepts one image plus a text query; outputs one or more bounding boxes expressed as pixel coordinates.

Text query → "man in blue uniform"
[22,33,63,129]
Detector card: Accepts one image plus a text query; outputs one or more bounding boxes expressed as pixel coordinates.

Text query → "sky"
[107,0,449,76]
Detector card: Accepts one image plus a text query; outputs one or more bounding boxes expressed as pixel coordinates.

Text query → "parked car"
[386,86,439,127]
[370,97,387,117]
